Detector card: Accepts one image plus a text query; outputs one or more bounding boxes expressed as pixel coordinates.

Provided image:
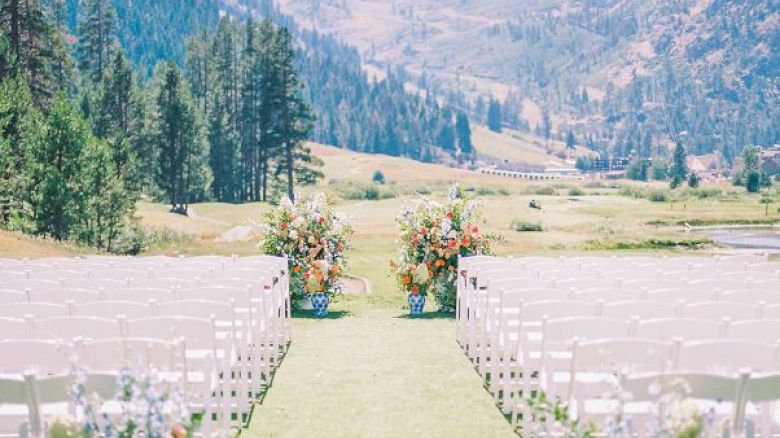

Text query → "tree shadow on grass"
[395,312,455,320]
[292,310,352,320]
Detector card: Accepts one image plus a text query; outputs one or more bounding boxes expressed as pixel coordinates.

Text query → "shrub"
[746,170,761,193]
[497,188,511,196]
[476,187,496,196]
[513,220,544,232]
[364,187,380,200]
[534,186,557,196]
[687,173,700,188]
[649,190,669,202]
[568,187,585,196]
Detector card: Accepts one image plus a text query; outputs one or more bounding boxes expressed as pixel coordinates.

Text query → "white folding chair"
[26,270,86,281]
[566,338,674,423]
[1,279,60,292]
[722,290,780,305]
[741,373,780,438]
[61,277,126,290]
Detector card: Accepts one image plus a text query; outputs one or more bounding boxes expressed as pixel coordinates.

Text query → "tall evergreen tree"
[455,111,473,159]
[670,142,688,189]
[487,98,502,133]
[76,0,116,82]
[153,62,209,214]
[269,27,320,201]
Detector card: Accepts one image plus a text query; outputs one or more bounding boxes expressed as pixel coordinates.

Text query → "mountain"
[61,0,473,162]
[272,0,779,162]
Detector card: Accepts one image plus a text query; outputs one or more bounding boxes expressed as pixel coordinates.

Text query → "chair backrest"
[182,286,255,307]
[124,316,216,350]
[156,299,235,322]
[2,279,60,292]
[90,268,149,281]
[151,268,209,280]
[82,338,184,372]
[721,290,780,305]
[133,277,200,290]
[61,277,126,290]
[0,302,67,319]
[727,320,780,344]
[105,287,175,303]
[575,287,641,302]
[0,269,26,280]
[542,317,631,350]
[27,270,86,281]
[621,371,746,404]
[521,300,598,323]
[202,277,264,289]
[645,288,715,303]
[676,340,780,373]
[635,318,725,341]
[766,304,780,319]
[568,338,673,401]
[0,340,70,373]
[742,373,780,403]
[71,300,153,319]
[0,289,26,304]
[31,288,102,304]
[682,301,761,320]
[602,300,679,319]
[35,316,121,341]
[0,317,32,338]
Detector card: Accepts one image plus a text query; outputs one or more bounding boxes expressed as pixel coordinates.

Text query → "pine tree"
[566,130,576,156]
[455,111,473,159]
[153,62,209,214]
[0,0,62,106]
[96,49,138,190]
[0,74,39,225]
[76,0,116,82]
[269,27,320,201]
[487,98,502,133]
[29,94,88,240]
[670,142,688,189]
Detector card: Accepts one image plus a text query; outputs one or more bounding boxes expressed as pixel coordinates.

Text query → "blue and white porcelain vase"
[311,292,330,317]
[408,294,426,316]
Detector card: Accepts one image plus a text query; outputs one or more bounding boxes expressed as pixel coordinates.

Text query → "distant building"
[760,147,780,175]
[591,158,630,172]
[686,152,722,181]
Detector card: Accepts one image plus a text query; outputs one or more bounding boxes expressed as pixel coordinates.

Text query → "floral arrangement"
[53,367,200,438]
[259,193,352,305]
[391,185,496,312]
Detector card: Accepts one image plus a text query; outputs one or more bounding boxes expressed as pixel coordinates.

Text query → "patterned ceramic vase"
[408,294,426,316]
[311,292,330,317]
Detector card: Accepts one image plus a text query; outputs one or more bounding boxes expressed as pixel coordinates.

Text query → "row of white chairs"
[456,255,780,436]
[0,256,292,437]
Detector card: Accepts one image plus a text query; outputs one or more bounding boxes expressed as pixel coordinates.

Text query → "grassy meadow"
[3,143,779,309]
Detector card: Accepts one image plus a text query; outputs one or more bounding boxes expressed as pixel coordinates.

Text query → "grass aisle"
[245,304,515,437]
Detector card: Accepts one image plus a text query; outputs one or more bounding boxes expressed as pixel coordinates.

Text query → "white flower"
[289,230,299,240]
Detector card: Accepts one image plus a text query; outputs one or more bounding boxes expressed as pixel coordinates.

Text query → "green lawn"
[245,304,516,438]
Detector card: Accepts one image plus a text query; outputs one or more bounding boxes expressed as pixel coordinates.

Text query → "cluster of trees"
[0,0,316,252]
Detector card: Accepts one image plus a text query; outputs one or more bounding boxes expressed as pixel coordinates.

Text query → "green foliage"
[687,172,700,188]
[746,170,761,193]
[649,190,669,202]
[77,0,117,82]
[372,170,385,185]
[670,142,688,189]
[513,220,544,232]
[153,62,210,213]
[487,98,502,133]
[652,159,669,181]
[568,187,585,196]
[534,186,557,196]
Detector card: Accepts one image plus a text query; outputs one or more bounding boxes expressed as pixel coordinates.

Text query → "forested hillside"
[61,0,474,163]
[273,0,779,166]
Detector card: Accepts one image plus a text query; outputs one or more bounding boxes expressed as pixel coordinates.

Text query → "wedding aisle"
[246,304,515,437]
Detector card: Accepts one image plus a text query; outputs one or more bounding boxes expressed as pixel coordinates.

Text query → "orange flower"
[434,259,446,268]
[448,239,458,249]
[293,265,302,273]
[411,284,420,295]
[402,275,412,285]
[461,236,471,247]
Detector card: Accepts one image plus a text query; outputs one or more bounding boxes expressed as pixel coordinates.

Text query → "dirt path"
[244,305,514,437]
